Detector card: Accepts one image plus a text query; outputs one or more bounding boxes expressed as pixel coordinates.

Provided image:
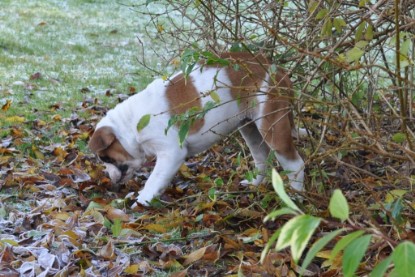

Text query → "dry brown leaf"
[169,268,188,277]
[105,206,129,222]
[183,244,219,266]
[97,240,115,260]
[1,99,12,111]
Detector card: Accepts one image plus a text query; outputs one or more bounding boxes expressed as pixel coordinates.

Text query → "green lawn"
[0,0,150,120]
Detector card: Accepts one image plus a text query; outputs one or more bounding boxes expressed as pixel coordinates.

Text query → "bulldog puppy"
[89,52,305,206]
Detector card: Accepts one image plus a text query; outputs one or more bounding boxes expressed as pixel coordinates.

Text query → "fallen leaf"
[97,240,115,260]
[6,116,25,123]
[142,223,167,233]
[105,206,129,222]
[2,99,12,111]
[30,72,42,80]
[183,244,219,266]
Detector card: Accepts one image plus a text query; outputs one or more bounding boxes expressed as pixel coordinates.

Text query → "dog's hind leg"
[239,120,271,186]
[258,99,305,191]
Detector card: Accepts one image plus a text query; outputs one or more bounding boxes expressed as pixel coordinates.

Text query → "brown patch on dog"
[260,72,298,160]
[219,52,297,160]
[222,52,270,112]
[89,126,116,153]
[166,74,204,134]
[89,126,133,161]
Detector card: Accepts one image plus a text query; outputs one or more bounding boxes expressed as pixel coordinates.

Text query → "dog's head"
[88,126,143,186]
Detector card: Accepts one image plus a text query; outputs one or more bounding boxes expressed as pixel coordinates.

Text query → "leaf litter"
[2,72,415,276]
[0,90,299,276]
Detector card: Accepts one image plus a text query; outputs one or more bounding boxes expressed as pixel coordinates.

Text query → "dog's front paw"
[131,191,156,208]
[240,175,264,186]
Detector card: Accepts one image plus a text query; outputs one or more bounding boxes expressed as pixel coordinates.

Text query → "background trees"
[135,0,415,188]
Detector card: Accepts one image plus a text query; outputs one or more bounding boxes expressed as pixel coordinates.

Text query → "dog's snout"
[118,164,129,174]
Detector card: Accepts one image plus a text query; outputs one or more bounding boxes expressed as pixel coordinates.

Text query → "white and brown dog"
[89,52,304,206]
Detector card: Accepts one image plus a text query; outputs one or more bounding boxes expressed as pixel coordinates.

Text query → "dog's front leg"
[134,149,187,206]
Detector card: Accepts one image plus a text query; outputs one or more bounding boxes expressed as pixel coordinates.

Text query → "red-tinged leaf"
[0,246,16,263]
[129,86,137,93]
[30,72,42,80]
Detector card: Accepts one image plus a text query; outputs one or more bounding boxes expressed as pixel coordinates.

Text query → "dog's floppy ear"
[88,126,116,153]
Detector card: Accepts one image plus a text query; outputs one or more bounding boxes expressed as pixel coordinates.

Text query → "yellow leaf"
[157,24,164,33]
[54,212,71,221]
[124,264,139,274]
[142,223,167,233]
[32,146,45,159]
[52,114,62,121]
[179,164,193,178]
[6,116,25,123]
[53,147,68,161]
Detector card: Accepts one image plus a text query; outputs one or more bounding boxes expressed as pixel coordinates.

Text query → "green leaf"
[276,215,321,263]
[370,256,392,277]
[359,0,370,7]
[264,207,298,222]
[392,132,406,143]
[330,230,365,261]
[355,22,366,42]
[365,24,374,41]
[178,120,190,146]
[111,219,123,237]
[392,241,415,277]
[333,17,346,33]
[342,234,372,277]
[210,90,221,103]
[85,201,103,212]
[401,37,411,57]
[208,187,217,201]
[346,47,364,63]
[315,8,328,20]
[321,19,333,37]
[300,228,345,274]
[308,1,319,14]
[271,169,301,213]
[355,40,368,49]
[181,48,200,76]
[137,114,151,132]
[329,189,349,222]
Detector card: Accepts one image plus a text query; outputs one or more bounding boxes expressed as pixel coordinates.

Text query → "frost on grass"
[0,0,146,113]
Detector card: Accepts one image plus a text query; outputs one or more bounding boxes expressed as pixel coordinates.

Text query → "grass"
[0,0,150,123]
